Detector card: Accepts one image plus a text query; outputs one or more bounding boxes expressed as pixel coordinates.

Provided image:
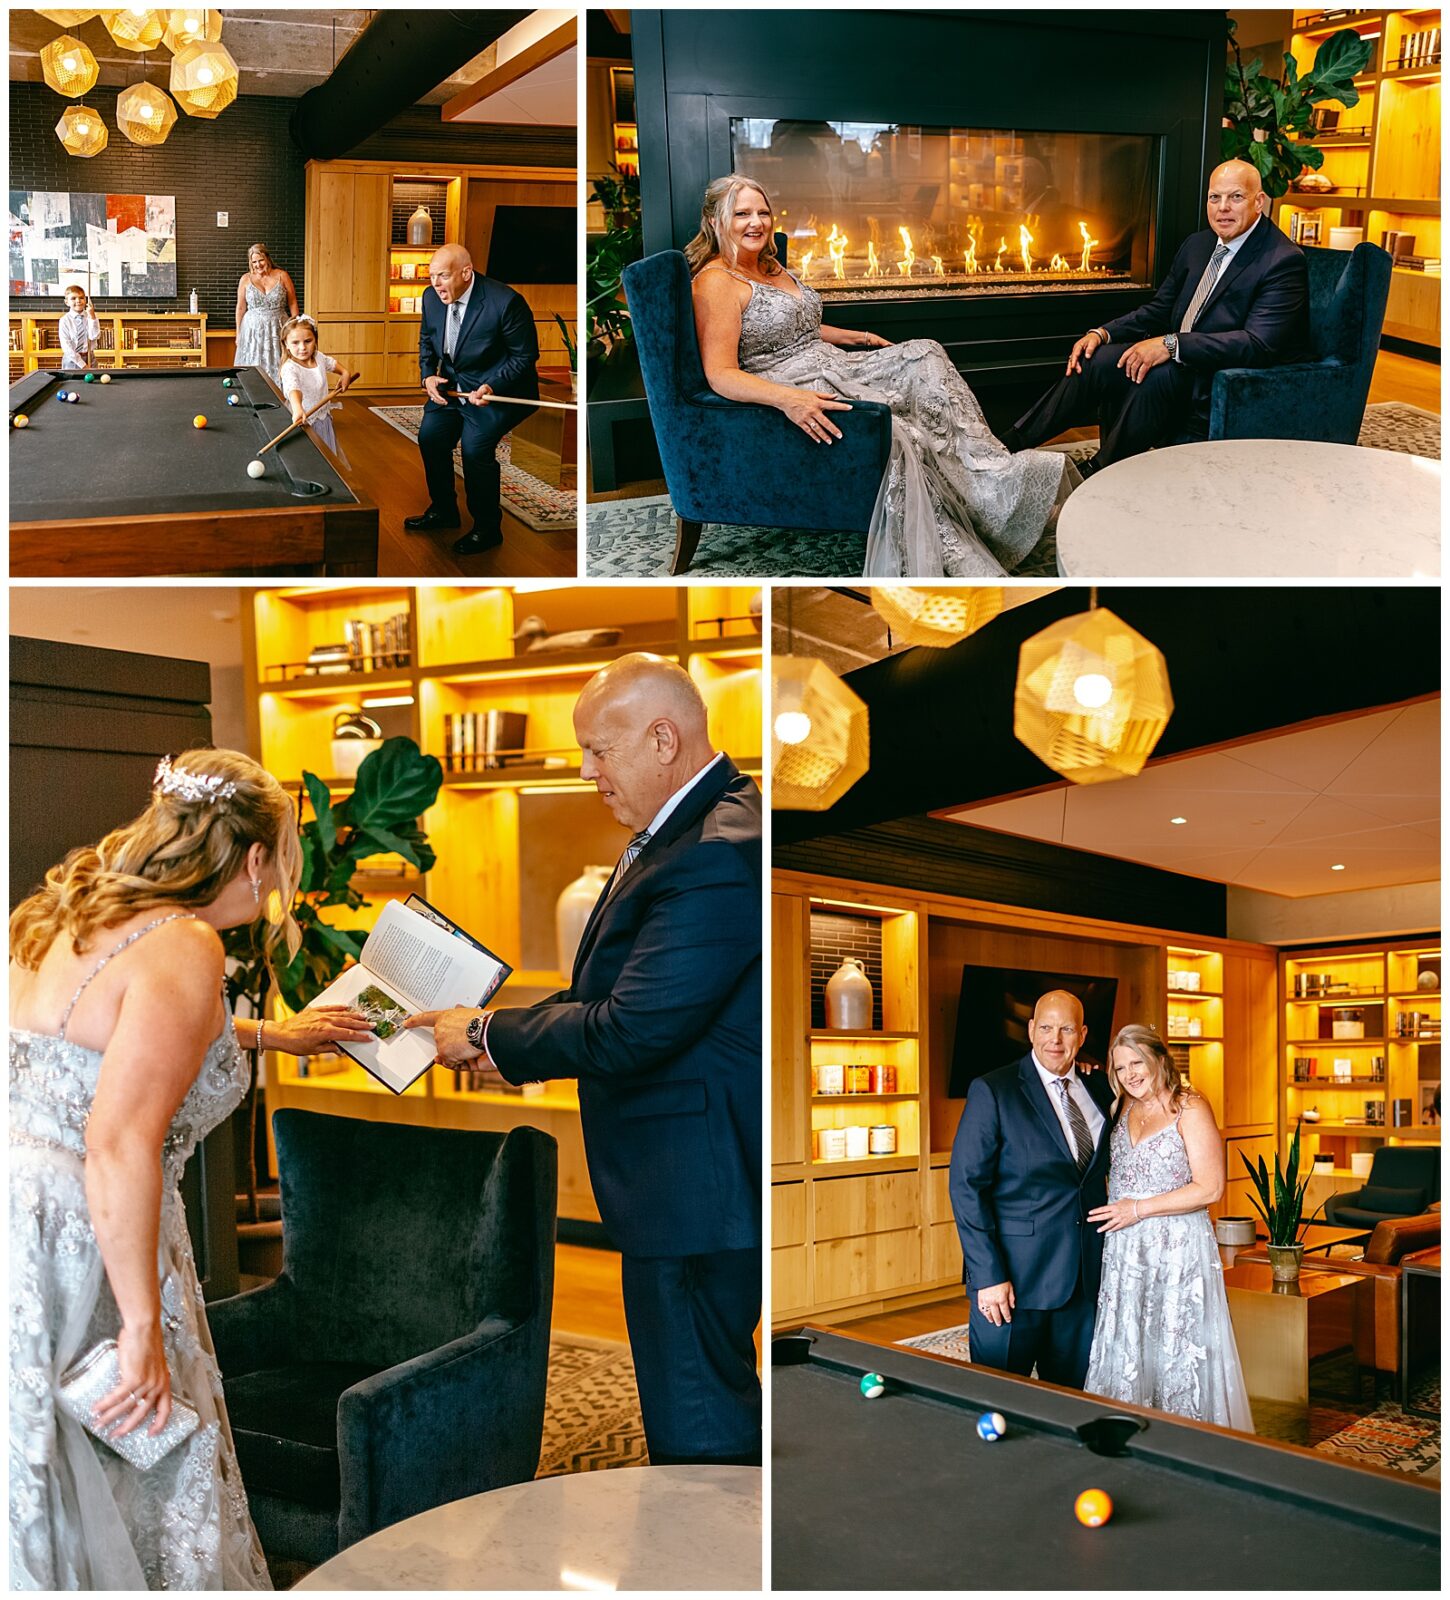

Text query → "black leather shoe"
[403,508,461,532]
[452,527,503,556]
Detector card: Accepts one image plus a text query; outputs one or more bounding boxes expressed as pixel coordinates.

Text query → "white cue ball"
[247,460,266,479]
[99,373,111,383]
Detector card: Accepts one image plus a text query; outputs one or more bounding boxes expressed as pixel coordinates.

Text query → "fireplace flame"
[963,228,979,275]
[866,240,880,278]
[931,254,944,277]
[827,223,849,280]
[1019,223,1034,276]
[1049,253,1068,272]
[1078,220,1099,273]
[897,226,915,277]
[994,236,1007,273]
[800,250,815,278]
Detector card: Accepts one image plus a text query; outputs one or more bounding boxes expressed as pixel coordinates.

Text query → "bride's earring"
[250,875,261,907]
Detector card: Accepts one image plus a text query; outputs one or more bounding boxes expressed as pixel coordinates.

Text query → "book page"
[359,898,505,1010]
[307,960,437,1094]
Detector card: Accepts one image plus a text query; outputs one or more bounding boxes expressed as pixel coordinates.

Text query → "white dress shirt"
[1032,1051,1106,1154]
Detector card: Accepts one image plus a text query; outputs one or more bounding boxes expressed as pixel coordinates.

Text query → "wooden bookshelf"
[772,872,1279,1328]
[1278,9,1441,346]
[248,583,763,1222]
[8,311,207,381]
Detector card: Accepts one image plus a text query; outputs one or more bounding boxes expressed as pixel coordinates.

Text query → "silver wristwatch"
[466,1013,488,1050]
[1163,332,1179,360]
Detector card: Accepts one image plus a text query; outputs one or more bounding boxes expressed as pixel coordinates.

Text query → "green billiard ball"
[83,372,96,383]
[222,377,234,388]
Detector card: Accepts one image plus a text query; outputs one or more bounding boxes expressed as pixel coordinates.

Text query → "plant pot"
[1266,1243,1305,1284]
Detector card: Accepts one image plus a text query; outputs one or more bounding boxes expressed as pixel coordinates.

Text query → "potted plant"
[586,167,643,373]
[1240,1119,1323,1283]
[225,736,443,1222]
[552,312,578,398]
[1222,18,1376,199]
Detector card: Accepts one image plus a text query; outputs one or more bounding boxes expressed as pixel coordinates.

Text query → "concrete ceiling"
[770,585,1060,678]
[942,698,1441,899]
[9,9,566,108]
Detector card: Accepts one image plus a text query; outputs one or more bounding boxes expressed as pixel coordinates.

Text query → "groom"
[949,989,1115,1389]
[1000,158,1310,472]
[404,655,762,1467]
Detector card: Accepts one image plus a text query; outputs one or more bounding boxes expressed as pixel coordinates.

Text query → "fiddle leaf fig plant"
[1222,18,1376,198]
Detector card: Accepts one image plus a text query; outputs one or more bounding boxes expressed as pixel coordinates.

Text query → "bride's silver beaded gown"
[9,916,270,1589]
[1083,1113,1254,1431]
[722,266,1077,576]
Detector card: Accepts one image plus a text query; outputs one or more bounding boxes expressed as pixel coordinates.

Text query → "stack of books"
[1396,26,1440,68]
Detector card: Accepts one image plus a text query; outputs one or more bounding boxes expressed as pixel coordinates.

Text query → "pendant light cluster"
[771,591,870,812]
[37,8,238,156]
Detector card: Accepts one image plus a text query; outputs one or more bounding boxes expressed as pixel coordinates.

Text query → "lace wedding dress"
[9,915,271,1589]
[1083,1114,1254,1431]
[237,280,289,386]
[720,265,1077,576]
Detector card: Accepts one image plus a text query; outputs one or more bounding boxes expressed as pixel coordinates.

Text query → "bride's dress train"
[726,267,1077,576]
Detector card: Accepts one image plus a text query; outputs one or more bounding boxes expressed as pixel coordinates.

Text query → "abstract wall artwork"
[8,191,177,297]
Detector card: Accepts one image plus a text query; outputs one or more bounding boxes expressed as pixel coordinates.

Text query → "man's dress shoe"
[403,508,461,532]
[452,527,504,556]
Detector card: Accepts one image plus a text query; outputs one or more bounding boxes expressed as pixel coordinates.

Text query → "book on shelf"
[308,896,512,1094]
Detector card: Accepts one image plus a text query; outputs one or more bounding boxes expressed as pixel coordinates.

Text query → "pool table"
[773,1328,1439,1590]
[9,365,378,577]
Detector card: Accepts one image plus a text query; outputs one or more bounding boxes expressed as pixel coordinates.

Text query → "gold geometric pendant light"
[40,33,100,97]
[169,37,239,118]
[772,655,870,811]
[1014,602,1173,785]
[36,10,100,25]
[162,7,223,52]
[56,102,109,156]
[117,80,177,145]
[871,585,1005,648]
[104,8,167,51]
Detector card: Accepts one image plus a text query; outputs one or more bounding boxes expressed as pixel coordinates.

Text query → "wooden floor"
[594,347,1440,499]
[554,1242,628,1343]
[331,388,576,579]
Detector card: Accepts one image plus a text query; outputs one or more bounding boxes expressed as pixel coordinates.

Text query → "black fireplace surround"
[634,8,1226,427]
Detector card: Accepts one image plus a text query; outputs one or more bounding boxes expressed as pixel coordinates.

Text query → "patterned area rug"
[537,1331,647,1475]
[1316,1398,1441,1479]
[897,1323,972,1362]
[370,405,576,531]
[585,401,1441,577]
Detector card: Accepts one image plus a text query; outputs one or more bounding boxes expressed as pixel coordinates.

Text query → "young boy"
[58,285,101,371]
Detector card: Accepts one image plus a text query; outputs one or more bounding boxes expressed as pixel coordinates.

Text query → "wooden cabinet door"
[311,171,357,313]
[351,173,390,315]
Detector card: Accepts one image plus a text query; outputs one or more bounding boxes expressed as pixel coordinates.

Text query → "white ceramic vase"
[824,957,874,1031]
[556,865,611,974]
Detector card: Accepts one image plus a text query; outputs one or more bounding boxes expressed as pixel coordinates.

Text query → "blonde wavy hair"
[683,174,784,277]
[1107,1023,1191,1113]
[10,748,302,975]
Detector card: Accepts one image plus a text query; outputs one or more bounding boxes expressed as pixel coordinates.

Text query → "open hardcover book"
[309,894,512,1094]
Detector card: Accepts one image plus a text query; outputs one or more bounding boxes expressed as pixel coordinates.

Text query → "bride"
[687,173,1078,577]
[10,749,375,1589]
[1082,1024,1253,1431]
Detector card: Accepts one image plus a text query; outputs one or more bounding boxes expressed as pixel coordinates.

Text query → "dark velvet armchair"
[1324,1146,1441,1231]
[208,1110,557,1568]
[621,247,892,574]
[1206,241,1392,444]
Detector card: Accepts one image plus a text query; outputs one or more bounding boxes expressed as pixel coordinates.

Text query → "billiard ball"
[56,390,71,403]
[83,372,95,383]
[193,414,208,429]
[227,394,241,406]
[859,1372,886,1400]
[99,373,111,383]
[222,377,234,388]
[976,1412,1006,1442]
[246,459,266,479]
[13,413,29,428]
[1074,1489,1113,1528]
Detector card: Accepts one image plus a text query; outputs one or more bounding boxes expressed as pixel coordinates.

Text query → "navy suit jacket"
[488,757,762,1260]
[1103,216,1309,402]
[417,275,539,399]
[950,1054,1117,1311]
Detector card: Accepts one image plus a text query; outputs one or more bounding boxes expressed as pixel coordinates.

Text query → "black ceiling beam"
[774,586,1441,846]
[291,10,532,161]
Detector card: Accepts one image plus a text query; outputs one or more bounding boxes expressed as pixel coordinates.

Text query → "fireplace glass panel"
[730,120,1155,300]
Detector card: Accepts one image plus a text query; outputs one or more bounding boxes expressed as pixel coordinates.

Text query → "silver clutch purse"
[56,1339,200,1470]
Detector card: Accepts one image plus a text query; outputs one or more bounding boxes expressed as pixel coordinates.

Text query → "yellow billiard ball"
[13,413,29,428]
[1074,1489,1113,1528]
[193,414,208,429]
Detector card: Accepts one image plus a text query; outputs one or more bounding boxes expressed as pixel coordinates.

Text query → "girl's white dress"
[279,352,343,453]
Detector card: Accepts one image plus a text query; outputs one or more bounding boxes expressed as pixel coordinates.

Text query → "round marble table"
[293,1465,761,1591]
[1055,438,1441,578]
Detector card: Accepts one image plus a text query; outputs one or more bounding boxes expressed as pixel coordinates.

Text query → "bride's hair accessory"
[153,755,238,805]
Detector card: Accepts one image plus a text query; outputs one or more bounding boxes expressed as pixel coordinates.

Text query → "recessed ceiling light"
[1331,863,1346,871]
[1170,816,1187,825]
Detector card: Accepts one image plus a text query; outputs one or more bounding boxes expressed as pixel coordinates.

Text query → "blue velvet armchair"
[208,1110,557,1569]
[621,248,892,573]
[1206,241,1392,444]
[1323,1146,1441,1231]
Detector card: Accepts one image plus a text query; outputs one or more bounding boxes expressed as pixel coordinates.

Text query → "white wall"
[1228,880,1442,946]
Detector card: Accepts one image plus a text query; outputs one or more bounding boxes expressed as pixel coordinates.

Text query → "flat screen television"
[484,206,574,284]
[948,965,1119,1099]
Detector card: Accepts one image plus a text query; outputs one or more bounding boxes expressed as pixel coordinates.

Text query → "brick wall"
[9,83,306,323]
[809,911,884,1031]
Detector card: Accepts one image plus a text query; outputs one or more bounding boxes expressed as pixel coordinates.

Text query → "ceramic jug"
[556,865,611,974]
[825,957,874,1030]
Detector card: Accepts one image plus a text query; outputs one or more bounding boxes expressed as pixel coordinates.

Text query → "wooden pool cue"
[442,389,578,412]
[257,385,344,456]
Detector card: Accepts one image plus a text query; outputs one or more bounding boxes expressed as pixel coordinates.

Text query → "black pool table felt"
[9,367,358,520]
[772,1335,1440,1590]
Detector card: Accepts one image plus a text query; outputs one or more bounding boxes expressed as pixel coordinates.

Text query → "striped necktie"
[1054,1077,1095,1173]
[1180,241,1231,332]
[603,829,651,902]
[445,299,462,359]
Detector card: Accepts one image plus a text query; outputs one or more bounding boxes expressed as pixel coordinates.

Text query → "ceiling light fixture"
[1331,863,1346,871]
[1170,816,1187,825]
[56,101,109,156]
[772,590,870,811]
[40,32,99,97]
[105,7,166,52]
[169,37,238,118]
[870,585,1005,648]
[162,6,222,51]
[117,78,177,145]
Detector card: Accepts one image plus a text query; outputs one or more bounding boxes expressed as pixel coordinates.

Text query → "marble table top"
[294,1465,761,1592]
[1056,438,1441,578]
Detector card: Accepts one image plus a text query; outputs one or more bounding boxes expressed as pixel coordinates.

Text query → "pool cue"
[257,385,344,456]
[441,389,578,412]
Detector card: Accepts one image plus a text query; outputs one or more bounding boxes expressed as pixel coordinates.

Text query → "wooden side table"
[1224,1263,1362,1408]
